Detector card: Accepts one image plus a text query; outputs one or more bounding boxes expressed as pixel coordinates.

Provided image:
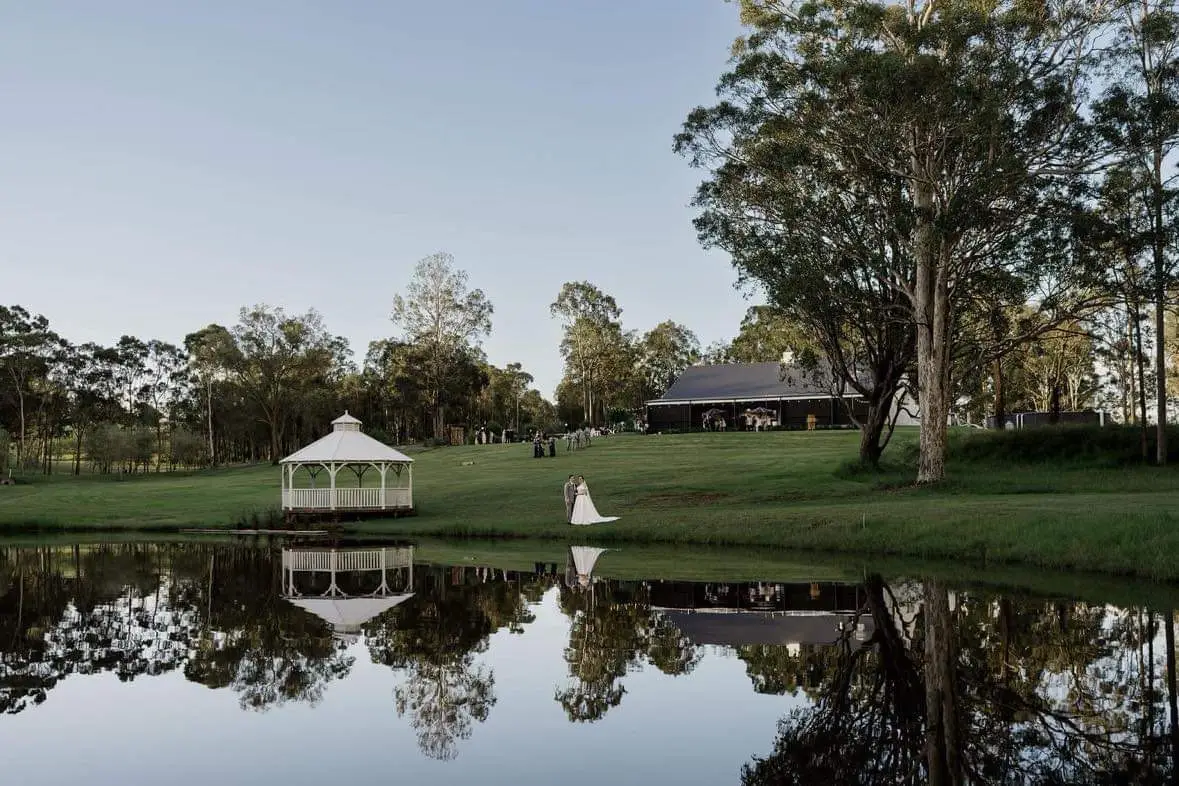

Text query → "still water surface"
[1,540,1176,784]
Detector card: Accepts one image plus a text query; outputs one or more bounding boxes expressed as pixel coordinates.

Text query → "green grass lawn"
[5,429,1179,579]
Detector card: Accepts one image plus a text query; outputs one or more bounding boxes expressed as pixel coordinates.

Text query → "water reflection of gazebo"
[281,546,415,641]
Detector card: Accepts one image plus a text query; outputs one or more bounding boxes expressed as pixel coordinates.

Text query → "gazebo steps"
[182,528,333,536]
[284,507,417,524]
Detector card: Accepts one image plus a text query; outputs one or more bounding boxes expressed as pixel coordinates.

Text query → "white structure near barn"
[279,412,414,517]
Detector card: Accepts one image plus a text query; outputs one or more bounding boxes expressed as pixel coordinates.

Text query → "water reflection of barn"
[646,580,872,647]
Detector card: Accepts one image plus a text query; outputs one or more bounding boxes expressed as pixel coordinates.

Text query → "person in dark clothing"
[548,436,556,457]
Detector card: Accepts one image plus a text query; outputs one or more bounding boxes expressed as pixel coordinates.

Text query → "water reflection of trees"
[0,544,353,714]
[742,577,1179,785]
[177,547,354,710]
[554,581,701,722]
[10,545,1179,779]
[0,545,550,761]
[365,567,542,760]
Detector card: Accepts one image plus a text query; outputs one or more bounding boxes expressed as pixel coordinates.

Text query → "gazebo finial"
[330,411,363,431]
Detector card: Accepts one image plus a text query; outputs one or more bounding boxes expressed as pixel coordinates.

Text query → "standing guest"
[548,436,557,457]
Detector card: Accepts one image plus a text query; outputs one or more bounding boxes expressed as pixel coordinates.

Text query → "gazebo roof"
[286,594,415,633]
[280,412,414,465]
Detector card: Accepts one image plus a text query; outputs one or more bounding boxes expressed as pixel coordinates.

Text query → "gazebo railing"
[335,488,383,508]
[283,488,412,510]
[283,547,413,572]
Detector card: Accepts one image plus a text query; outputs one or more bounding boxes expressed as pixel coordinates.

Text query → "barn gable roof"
[648,362,853,405]
[655,609,872,647]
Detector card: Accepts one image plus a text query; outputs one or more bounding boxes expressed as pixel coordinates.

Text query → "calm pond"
[1,540,1177,785]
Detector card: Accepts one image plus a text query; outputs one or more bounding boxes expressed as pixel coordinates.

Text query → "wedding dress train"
[569,482,619,525]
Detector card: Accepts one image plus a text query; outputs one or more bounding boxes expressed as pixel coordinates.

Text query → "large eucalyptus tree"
[679,0,1111,480]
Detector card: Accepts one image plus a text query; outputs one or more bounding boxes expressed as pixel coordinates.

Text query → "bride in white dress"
[569,475,619,525]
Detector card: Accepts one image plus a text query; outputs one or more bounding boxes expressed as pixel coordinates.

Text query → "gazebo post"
[329,463,338,510]
[379,547,388,594]
[379,462,388,509]
[408,463,413,508]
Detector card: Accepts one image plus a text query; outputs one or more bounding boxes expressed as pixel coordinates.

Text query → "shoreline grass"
[6,533,1179,611]
[5,430,1179,581]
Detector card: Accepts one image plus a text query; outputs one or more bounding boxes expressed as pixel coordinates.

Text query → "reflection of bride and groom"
[563,474,619,525]
[564,545,609,589]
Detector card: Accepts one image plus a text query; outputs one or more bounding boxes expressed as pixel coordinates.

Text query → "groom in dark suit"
[563,475,577,523]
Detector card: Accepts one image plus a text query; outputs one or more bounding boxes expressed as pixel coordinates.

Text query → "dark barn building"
[644,362,868,432]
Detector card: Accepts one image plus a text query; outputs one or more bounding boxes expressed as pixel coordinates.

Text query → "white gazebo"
[280,412,414,516]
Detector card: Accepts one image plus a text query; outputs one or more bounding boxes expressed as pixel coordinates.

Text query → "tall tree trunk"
[43,415,53,475]
[268,416,283,464]
[206,378,216,466]
[73,427,82,476]
[587,378,595,427]
[1154,143,1168,464]
[913,178,950,484]
[1129,305,1138,424]
[1133,296,1150,459]
[992,357,1006,430]
[923,581,963,786]
[15,386,25,470]
[857,386,899,466]
[575,334,590,425]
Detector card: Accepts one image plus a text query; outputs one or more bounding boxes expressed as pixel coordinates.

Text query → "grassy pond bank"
[4,429,1179,581]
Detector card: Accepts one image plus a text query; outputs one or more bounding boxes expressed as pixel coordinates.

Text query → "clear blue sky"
[1,1,756,397]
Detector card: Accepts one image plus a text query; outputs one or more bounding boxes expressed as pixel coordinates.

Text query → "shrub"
[169,429,208,469]
[923,424,1179,466]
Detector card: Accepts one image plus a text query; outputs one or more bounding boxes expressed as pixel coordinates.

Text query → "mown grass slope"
[5,429,1179,578]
